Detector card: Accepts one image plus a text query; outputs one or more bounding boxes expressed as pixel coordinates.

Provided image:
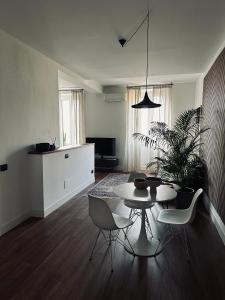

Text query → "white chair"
[88,195,135,272]
[157,188,203,261]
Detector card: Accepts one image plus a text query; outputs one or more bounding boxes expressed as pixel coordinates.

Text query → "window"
[125,85,172,171]
[59,89,85,146]
[59,91,72,146]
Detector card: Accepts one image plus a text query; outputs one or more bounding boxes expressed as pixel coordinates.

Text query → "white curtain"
[72,90,86,145]
[124,85,171,172]
[59,89,86,146]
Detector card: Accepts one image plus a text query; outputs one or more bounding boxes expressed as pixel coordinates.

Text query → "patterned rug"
[87,173,130,198]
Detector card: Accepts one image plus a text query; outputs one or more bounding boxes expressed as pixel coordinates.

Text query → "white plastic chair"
[88,195,135,272]
[157,188,203,261]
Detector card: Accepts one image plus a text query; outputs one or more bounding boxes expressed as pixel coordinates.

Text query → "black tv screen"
[86,137,116,156]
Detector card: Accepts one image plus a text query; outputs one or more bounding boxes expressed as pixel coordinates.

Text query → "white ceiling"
[0,0,225,86]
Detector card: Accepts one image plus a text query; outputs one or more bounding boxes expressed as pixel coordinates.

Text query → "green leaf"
[132,106,209,189]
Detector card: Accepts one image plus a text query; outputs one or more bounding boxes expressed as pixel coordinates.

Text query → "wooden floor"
[0,173,225,300]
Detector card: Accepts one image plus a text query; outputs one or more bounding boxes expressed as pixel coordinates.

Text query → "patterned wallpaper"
[202,48,225,223]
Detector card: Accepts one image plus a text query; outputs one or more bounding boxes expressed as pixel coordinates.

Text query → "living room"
[0,1,225,299]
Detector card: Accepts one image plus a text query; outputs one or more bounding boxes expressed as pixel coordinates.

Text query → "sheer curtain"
[72,89,86,145]
[59,89,86,146]
[124,85,172,172]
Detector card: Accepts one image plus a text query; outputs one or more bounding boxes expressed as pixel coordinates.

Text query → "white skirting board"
[0,211,31,236]
[209,203,225,246]
[31,177,95,218]
[0,178,94,236]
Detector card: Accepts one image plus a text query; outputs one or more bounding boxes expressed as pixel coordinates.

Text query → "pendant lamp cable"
[125,14,148,45]
[146,9,149,91]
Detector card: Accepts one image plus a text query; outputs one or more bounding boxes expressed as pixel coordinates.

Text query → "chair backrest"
[88,194,117,230]
[186,188,203,223]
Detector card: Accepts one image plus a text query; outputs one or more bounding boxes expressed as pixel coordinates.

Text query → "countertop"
[28,143,94,155]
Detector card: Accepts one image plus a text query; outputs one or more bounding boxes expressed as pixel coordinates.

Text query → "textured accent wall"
[202,48,225,223]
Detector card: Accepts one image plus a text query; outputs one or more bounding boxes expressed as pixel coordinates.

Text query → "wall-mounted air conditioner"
[104,93,125,102]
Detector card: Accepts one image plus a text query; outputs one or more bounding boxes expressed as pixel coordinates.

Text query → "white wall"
[85,82,197,170]
[195,75,204,107]
[171,82,197,125]
[0,26,198,235]
[0,29,60,234]
[85,91,126,170]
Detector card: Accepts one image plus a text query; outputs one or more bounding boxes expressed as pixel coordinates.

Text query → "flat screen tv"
[86,137,116,157]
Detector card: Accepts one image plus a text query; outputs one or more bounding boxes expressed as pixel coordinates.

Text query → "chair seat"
[157,208,190,225]
[112,213,133,229]
[124,199,154,210]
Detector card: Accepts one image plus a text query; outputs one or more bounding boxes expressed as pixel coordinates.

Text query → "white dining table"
[113,182,177,257]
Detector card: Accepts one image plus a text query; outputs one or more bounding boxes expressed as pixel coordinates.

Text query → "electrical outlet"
[64,178,70,189]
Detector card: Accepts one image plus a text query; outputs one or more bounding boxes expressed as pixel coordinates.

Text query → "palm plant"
[133,107,208,190]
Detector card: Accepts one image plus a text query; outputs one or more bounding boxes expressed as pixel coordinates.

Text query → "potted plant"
[133,107,208,209]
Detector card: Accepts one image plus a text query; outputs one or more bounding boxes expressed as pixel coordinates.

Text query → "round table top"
[113,182,177,203]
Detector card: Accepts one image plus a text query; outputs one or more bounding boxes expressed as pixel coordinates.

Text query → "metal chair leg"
[126,209,133,230]
[109,231,113,272]
[128,209,133,219]
[122,228,135,256]
[154,223,174,255]
[145,211,153,237]
[89,229,101,261]
[125,209,138,237]
[149,206,155,221]
[125,209,133,236]
[183,226,191,263]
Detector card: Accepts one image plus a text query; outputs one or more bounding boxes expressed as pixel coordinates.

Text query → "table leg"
[125,208,162,257]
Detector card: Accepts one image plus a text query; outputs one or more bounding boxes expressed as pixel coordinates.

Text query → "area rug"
[87,173,130,198]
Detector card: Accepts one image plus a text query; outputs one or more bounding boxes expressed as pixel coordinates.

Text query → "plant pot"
[175,187,194,209]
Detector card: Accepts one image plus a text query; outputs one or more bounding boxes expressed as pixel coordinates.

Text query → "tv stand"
[95,156,119,171]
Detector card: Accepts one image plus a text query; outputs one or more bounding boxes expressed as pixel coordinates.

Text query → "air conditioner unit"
[104,93,124,102]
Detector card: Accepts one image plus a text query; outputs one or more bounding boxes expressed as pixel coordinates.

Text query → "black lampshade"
[132,91,161,109]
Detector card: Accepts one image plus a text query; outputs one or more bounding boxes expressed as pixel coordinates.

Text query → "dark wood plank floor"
[0,173,225,300]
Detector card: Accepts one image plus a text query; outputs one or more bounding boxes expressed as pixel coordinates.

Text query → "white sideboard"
[29,144,95,217]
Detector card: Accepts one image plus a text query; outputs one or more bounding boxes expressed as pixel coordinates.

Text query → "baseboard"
[33,177,95,218]
[0,211,31,236]
[0,178,95,236]
[31,210,44,218]
[209,203,225,245]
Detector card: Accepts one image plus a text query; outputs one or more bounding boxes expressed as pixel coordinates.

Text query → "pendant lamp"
[119,10,161,109]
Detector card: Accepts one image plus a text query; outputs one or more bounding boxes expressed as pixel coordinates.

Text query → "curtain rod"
[127,83,173,89]
[58,88,84,92]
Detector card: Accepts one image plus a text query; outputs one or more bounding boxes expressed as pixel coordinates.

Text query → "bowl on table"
[145,177,162,188]
[134,178,148,190]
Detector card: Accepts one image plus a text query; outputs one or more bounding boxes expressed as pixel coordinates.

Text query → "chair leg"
[155,224,174,255]
[183,227,191,263]
[109,231,113,272]
[128,209,133,219]
[125,209,135,238]
[89,229,101,261]
[149,206,155,221]
[122,228,135,256]
[168,223,174,237]
[145,211,153,237]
